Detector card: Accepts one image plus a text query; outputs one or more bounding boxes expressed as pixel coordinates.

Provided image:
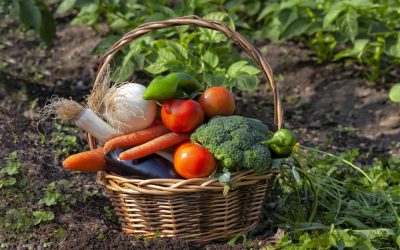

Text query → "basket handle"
[93,15,283,130]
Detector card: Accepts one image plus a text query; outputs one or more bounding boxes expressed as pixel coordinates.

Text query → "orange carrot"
[63,147,105,172]
[104,125,170,153]
[119,133,190,160]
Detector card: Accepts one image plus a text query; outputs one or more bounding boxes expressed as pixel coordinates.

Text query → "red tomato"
[198,87,235,118]
[174,142,216,179]
[161,99,204,132]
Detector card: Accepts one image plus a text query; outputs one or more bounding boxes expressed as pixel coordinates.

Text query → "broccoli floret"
[190,116,272,171]
[244,144,271,171]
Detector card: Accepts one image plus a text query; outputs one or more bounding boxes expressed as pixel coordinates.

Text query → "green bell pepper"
[265,129,298,157]
[143,72,203,100]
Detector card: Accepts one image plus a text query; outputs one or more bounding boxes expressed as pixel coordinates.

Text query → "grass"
[254,148,400,249]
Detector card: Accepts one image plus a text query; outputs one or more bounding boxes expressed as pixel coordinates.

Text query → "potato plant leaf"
[235,74,258,91]
[323,2,346,28]
[338,8,358,42]
[16,0,56,46]
[33,211,54,225]
[388,83,400,103]
[281,17,311,40]
[56,0,77,14]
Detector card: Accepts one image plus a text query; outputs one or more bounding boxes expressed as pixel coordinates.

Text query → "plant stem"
[299,145,400,227]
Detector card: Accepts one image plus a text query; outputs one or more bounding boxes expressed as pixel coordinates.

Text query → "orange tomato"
[161,99,204,132]
[174,142,216,179]
[198,87,235,118]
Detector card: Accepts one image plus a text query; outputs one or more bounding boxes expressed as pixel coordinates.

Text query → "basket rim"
[97,169,276,195]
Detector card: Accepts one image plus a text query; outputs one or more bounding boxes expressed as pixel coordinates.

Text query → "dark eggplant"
[105,148,182,179]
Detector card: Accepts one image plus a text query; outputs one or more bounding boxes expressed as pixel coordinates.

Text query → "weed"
[0,208,54,232]
[50,122,80,158]
[39,180,76,212]
[259,149,400,248]
[0,151,23,189]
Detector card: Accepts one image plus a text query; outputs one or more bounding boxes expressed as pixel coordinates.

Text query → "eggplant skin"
[105,149,182,179]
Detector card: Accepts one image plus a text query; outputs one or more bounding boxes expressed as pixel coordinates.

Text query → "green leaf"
[202,51,219,69]
[389,83,400,103]
[396,234,400,248]
[56,0,77,14]
[112,50,135,82]
[204,11,229,22]
[109,18,131,30]
[33,211,54,225]
[323,2,346,27]
[235,74,258,91]
[1,162,20,175]
[147,4,175,18]
[203,74,226,87]
[353,228,394,240]
[158,48,176,63]
[37,2,56,46]
[245,1,260,16]
[71,3,98,25]
[384,34,400,58]
[0,177,16,188]
[168,42,188,60]
[257,3,279,22]
[91,35,120,55]
[145,62,168,75]
[334,39,369,61]
[239,65,260,75]
[39,192,62,206]
[281,17,311,40]
[279,8,298,32]
[338,8,358,42]
[266,17,282,43]
[227,60,248,78]
[17,0,41,32]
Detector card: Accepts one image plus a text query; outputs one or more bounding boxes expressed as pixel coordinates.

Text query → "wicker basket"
[88,16,283,244]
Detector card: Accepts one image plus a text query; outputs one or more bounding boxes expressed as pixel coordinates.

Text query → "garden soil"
[0,20,399,249]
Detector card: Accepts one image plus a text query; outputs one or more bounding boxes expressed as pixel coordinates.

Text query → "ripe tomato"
[198,87,235,118]
[174,142,216,179]
[161,99,204,132]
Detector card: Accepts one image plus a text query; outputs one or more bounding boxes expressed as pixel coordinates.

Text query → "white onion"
[103,83,156,134]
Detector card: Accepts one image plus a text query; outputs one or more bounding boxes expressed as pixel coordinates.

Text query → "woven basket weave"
[88,15,283,244]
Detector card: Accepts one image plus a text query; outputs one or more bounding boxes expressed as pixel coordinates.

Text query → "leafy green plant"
[259,150,400,249]
[0,151,23,188]
[39,180,76,212]
[389,83,400,103]
[65,0,399,86]
[50,122,80,157]
[255,0,400,82]
[0,208,54,232]
[10,0,56,46]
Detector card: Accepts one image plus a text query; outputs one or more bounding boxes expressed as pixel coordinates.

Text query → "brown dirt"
[0,15,399,250]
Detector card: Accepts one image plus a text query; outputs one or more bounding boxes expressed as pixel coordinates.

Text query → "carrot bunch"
[62,125,190,172]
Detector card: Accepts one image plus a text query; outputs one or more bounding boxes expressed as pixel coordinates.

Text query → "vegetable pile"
[48,71,298,181]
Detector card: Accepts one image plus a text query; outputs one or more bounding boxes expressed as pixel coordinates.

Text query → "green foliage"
[0,208,54,232]
[13,0,56,46]
[61,0,399,87]
[39,180,76,212]
[389,83,400,103]
[261,150,400,249]
[50,122,80,157]
[0,151,23,189]
[255,0,400,82]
